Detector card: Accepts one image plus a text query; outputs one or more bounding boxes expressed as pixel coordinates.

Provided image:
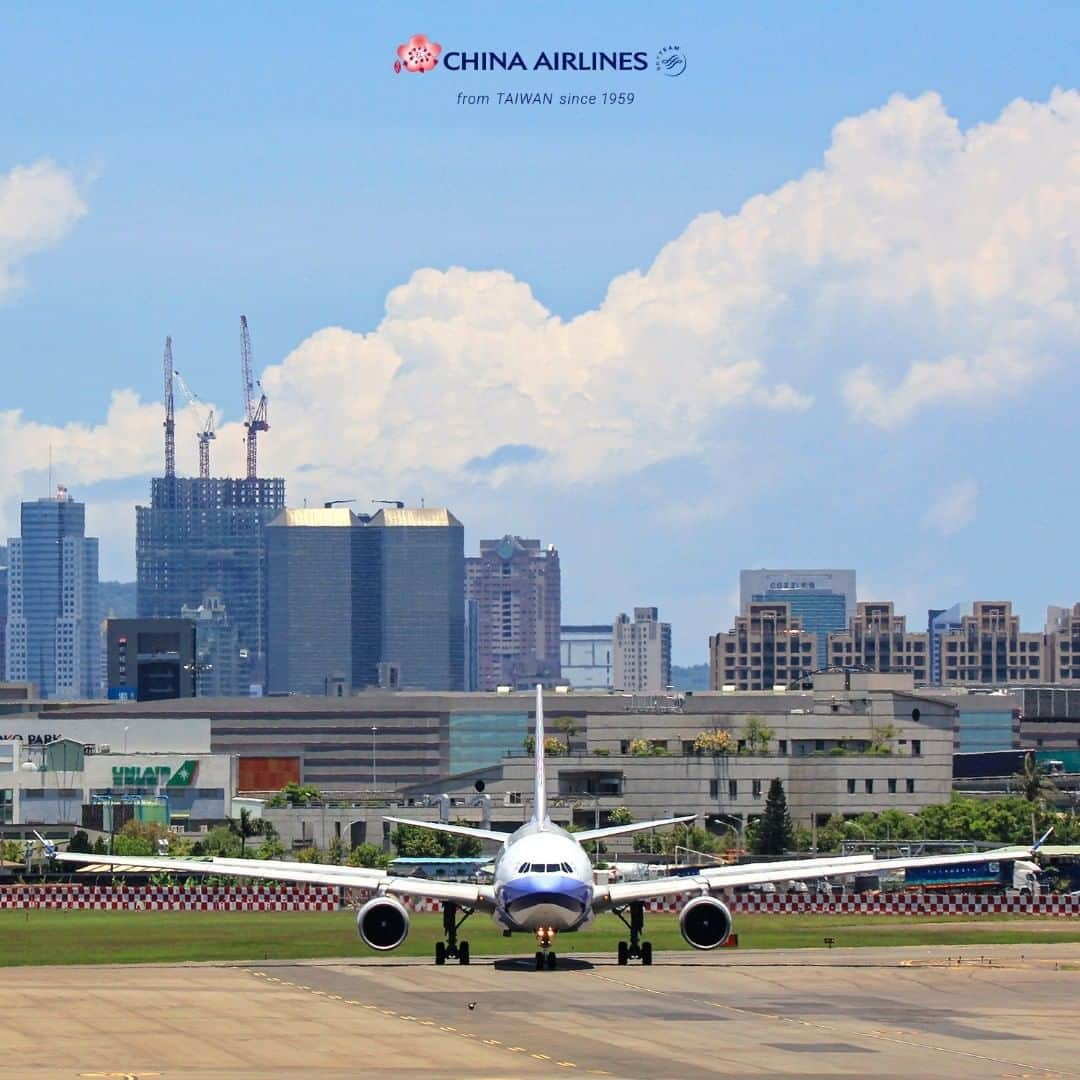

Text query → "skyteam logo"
[655,45,686,77]
[395,33,442,74]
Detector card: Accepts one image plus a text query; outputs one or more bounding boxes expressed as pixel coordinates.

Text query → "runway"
[3,943,1079,1078]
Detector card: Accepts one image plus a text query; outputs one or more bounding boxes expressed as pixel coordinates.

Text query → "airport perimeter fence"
[1,885,1077,915]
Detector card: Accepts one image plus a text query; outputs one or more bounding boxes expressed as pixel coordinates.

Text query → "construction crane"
[240,315,269,480]
[173,369,216,479]
[163,337,176,479]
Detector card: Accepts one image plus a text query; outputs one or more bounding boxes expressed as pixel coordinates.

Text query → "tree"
[327,835,347,865]
[693,729,735,756]
[348,842,391,869]
[741,715,774,755]
[868,722,900,755]
[1014,753,1057,803]
[114,819,171,857]
[391,824,444,858]
[91,836,108,855]
[608,806,634,826]
[202,824,242,858]
[754,778,794,855]
[228,808,263,856]
[268,782,322,808]
[1,839,25,865]
[67,830,93,853]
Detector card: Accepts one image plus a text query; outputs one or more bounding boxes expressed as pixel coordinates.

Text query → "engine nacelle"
[679,895,732,950]
[356,896,410,951]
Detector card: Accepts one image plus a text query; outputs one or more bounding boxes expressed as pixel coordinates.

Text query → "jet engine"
[678,895,732,949]
[356,896,410,951]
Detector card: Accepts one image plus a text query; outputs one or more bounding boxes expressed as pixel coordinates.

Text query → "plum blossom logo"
[655,45,686,77]
[395,34,442,74]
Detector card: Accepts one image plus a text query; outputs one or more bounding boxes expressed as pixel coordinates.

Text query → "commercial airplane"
[54,687,1052,970]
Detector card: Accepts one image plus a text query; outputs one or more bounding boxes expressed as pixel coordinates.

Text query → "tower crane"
[163,337,176,479]
[240,315,268,480]
[173,369,216,479]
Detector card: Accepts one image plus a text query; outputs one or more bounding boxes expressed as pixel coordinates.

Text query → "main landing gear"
[434,902,473,966]
[534,926,557,970]
[614,901,652,966]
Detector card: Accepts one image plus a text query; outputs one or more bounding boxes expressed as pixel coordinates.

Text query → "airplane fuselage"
[491,820,595,935]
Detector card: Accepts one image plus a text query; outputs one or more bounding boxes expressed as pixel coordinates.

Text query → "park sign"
[111,760,199,788]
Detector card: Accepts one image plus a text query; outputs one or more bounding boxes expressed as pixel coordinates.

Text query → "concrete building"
[928,603,972,684]
[827,602,929,682]
[266,508,360,695]
[709,602,817,691]
[5,487,100,700]
[1045,604,1080,685]
[136,476,286,696]
[106,618,197,701]
[740,569,855,668]
[613,608,671,693]
[560,625,613,689]
[465,536,561,690]
[0,546,7,678]
[371,507,465,691]
[180,591,245,698]
[1016,687,1080,750]
[938,601,1045,685]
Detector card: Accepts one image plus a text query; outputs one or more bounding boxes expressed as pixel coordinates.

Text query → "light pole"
[371,725,378,793]
[123,726,129,754]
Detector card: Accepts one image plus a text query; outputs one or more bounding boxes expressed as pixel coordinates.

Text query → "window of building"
[752,779,762,799]
[847,778,856,794]
[777,739,787,755]
[865,779,873,794]
[906,778,914,793]
[709,779,719,798]
[888,778,897,794]
[728,778,738,799]
[912,740,921,756]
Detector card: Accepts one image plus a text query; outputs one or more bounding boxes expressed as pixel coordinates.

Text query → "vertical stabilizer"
[533,683,547,826]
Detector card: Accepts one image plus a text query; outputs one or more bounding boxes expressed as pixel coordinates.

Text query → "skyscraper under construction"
[135,323,285,695]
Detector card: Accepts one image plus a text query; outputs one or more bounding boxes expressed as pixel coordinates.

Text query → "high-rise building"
[1044,604,1080,684]
[0,545,7,676]
[5,486,100,699]
[136,476,285,695]
[180,590,244,697]
[739,569,855,669]
[266,508,360,695]
[927,603,972,684]
[613,607,671,693]
[826,602,929,682]
[465,536,561,690]
[560,625,613,689]
[938,601,1045,685]
[709,602,816,691]
[106,618,196,700]
[370,507,464,691]
[465,598,480,692]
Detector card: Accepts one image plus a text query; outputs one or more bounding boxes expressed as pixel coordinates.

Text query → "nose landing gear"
[614,901,652,965]
[434,902,473,966]
[534,926,557,970]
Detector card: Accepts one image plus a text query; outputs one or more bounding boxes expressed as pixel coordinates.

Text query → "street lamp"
[371,725,378,793]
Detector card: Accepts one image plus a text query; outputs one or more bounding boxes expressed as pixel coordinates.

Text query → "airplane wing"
[53,851,495,910]
[596,846,1035,908]
[574,814,698,843]
[382,817,509,844]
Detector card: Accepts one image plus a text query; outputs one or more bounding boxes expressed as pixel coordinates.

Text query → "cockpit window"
[518,863,529,873]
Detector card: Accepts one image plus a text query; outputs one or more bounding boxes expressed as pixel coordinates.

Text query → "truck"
[901,857,1045,896]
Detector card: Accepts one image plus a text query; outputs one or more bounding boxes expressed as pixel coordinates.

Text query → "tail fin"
[533,683,547,826]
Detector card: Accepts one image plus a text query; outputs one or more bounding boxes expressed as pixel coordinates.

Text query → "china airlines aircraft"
[54,686,1050,970]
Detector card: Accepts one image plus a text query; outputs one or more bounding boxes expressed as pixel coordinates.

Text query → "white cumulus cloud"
[923,480,979,536]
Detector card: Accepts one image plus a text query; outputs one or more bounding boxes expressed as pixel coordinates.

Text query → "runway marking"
[250,968,584,1072]
[587,969,1072,1077]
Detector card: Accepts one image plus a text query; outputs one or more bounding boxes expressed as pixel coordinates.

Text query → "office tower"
[927,602,971,684]
[827,601,929,681]
[739,568,855,668]
[179,590,243,697]
[136,476,285,695]
[266,507,359,694]
[106,618,196,700]
[709,602,816,690]
[465,598,480,692]
[465,536,561,690]
[370,507,464,691]
[560,624,613,689]
[0,545,7,677]
[613,607,671,693]
[5,486,100,699]
[938,601,1044,685]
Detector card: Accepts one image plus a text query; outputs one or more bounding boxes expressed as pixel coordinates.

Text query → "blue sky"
[2,2,1080,661]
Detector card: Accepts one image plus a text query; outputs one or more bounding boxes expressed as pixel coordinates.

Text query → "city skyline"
[4,4,1080,663]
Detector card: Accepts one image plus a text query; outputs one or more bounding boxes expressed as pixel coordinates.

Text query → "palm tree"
[229,808,262,856]
[1014,753,1057,804]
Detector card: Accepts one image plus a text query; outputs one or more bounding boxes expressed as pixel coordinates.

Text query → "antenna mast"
[240,315,268,480]
[163,337,176,478]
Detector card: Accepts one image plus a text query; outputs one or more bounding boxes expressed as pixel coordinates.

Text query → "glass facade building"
[448,711,529,774]
[5,489,99,699]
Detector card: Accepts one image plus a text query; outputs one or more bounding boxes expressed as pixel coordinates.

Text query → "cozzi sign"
[111,760,199,788]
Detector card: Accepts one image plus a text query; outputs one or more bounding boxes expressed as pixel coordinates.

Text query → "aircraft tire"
[617,941,629,966]
[535,950,545,971]
[459,941,470,965]
[546,951,557,971]
[435,941,446,966]
[641,942,653,966]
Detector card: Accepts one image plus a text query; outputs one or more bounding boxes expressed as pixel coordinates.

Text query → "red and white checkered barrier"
[644,891,1080,916]
[0,884,338,912]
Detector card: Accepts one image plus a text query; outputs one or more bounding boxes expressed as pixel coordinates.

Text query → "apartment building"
[938,601,1045,685]
[827,602,929,682]
[613,607,671,692]
[709,602,816,691]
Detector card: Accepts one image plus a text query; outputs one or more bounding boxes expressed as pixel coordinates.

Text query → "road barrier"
[1,885,1077,916]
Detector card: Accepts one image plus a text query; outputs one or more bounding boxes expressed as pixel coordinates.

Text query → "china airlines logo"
[395,34,442,73]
